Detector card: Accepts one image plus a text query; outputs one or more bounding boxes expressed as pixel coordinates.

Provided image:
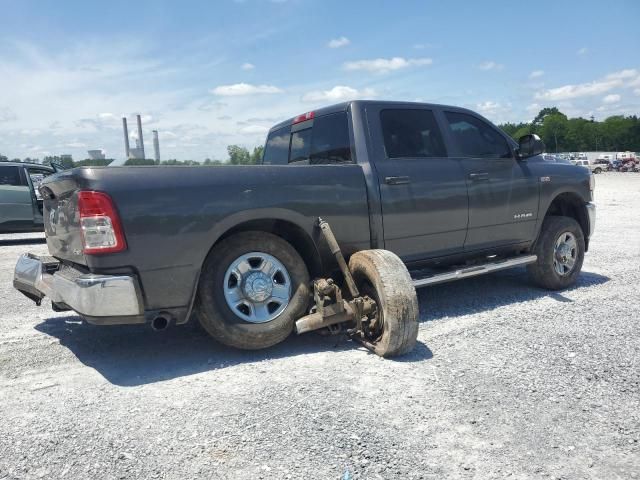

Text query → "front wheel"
[196,232,310,350]
[594,167,602,174]
[527,216,585,290]
[349,250,419,357]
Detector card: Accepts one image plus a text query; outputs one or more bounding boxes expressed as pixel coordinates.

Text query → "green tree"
[124,158,156,166]
[541,113,568,153]
[227,145,253,165]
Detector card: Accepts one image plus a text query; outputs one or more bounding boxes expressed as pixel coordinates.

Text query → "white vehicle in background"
[597,154,613,162]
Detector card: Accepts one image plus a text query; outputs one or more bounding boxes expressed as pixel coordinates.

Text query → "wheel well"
[217,219,322,278]
[544,193,589,248]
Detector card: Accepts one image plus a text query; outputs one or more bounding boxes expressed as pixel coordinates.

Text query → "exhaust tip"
[151,314,170,331]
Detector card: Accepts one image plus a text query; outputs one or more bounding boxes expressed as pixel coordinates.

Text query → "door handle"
[469,172,489,182]
[385,176,410,185]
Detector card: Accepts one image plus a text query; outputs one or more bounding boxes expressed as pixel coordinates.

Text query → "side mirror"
[517,134,545,159]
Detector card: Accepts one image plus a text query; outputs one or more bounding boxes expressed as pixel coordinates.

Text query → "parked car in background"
[591,159,612,174]
[0,162,59,233]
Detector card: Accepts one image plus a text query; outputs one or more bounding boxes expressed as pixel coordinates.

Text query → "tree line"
[498,108,640,153]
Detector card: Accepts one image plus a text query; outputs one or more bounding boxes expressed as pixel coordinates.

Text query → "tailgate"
[40,170,87,265]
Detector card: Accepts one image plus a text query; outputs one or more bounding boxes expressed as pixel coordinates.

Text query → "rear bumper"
[586,202,596,237]
[13,253,143,318]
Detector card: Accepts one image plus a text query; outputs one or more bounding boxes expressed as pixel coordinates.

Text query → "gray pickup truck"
[13,101,595,357]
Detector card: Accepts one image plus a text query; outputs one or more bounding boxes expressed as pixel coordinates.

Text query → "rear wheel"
[348,250,419,357]
[196,232,310,350]
[527,216,585,290]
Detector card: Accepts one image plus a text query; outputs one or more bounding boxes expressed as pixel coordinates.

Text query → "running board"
[412,254,537,289]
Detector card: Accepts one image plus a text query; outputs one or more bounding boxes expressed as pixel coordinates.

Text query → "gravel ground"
[0,173,639,480]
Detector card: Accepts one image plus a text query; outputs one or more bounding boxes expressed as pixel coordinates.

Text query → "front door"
[0,165,34,232]
[368,107,469,263]
[441,111,539,250]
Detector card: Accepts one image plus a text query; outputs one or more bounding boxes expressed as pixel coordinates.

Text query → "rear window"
[262,126,291,165]
[380,109,446,158]
[262,112,352,165]
[0,166,23,186]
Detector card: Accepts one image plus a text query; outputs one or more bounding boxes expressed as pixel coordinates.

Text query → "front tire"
[196,232,310,350]
[594,167,602,174]
[527,216,585,290]
[349,250,419,357]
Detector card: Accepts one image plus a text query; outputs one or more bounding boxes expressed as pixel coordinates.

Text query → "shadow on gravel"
[34,317,370,386]
[418,267,610,322]
[0,236,46,246]
[33,268,605,387]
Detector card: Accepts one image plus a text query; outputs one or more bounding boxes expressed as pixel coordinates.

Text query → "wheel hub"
[553,232,578,276]
[555,243,572,264]
[223,252,292,323]
[243,272,273,302]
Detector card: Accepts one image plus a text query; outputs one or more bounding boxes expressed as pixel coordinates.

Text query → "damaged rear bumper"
[13,253,143,318]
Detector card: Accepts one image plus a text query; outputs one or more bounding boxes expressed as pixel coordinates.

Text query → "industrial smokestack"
[122,117,130,159]
[136,114,145,159]
[152,130,160,164]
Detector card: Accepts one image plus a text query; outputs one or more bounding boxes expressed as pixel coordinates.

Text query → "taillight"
[77,191,127,254]
[292,111,315,124]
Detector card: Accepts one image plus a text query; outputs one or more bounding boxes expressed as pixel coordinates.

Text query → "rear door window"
[444,111,512,158]
[380,109,446,158]
[0,166,23,186]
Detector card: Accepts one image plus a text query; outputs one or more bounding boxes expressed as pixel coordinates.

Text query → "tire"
[594,167,602,174]
[196,231,310,350]
[348,250,419,357]
[527,216,585,290]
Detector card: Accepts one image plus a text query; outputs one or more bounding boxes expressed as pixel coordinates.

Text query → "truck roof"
[268,100,475,133]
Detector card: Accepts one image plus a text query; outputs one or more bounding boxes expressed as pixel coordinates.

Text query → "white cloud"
[65,141,86,148]
[302,85,376,103]
[529,70,544,79]
[239,124,269,134]
[478,60,504,71]
[343,57,432,74]
[211,83,283,96]
[577,47,588,56]
[603,94,621,104]
[606,69,637,81]
[327,37,350,48]
[535,78,622,101]
[635,88,640,96]
[475,101,512,122]
[241,62,255,70]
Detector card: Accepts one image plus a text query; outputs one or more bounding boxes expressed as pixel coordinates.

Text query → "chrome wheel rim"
[223,252,292,323]
[553,232,578,276]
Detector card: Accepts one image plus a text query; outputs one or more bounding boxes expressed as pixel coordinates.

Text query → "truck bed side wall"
[43,165,371,312]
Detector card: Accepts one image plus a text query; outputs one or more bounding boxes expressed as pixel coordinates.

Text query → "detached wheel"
[348,250,419,358]
[196,232,310,350]
[527,216,585,290]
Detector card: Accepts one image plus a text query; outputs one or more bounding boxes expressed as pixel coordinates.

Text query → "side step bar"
[412,254,537,289]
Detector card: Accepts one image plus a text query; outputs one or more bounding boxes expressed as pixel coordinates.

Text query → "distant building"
[87,149,106,160]
[60,154,72,162]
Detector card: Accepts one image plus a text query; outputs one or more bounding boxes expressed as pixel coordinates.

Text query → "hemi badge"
[540,176,551,183]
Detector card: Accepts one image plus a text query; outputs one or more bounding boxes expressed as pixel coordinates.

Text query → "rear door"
[0,165,34,232]
[25,167,54,224]
[367,106,469,262]
[441,110,539,250]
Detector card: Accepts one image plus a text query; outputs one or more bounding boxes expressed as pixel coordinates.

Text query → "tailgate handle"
[469,172,490,182]
[385,176,410,185]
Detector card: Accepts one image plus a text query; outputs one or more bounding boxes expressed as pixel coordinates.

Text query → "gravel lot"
[1,173,639,480]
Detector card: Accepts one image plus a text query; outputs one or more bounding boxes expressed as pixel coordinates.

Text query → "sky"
[1,0,639,162]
